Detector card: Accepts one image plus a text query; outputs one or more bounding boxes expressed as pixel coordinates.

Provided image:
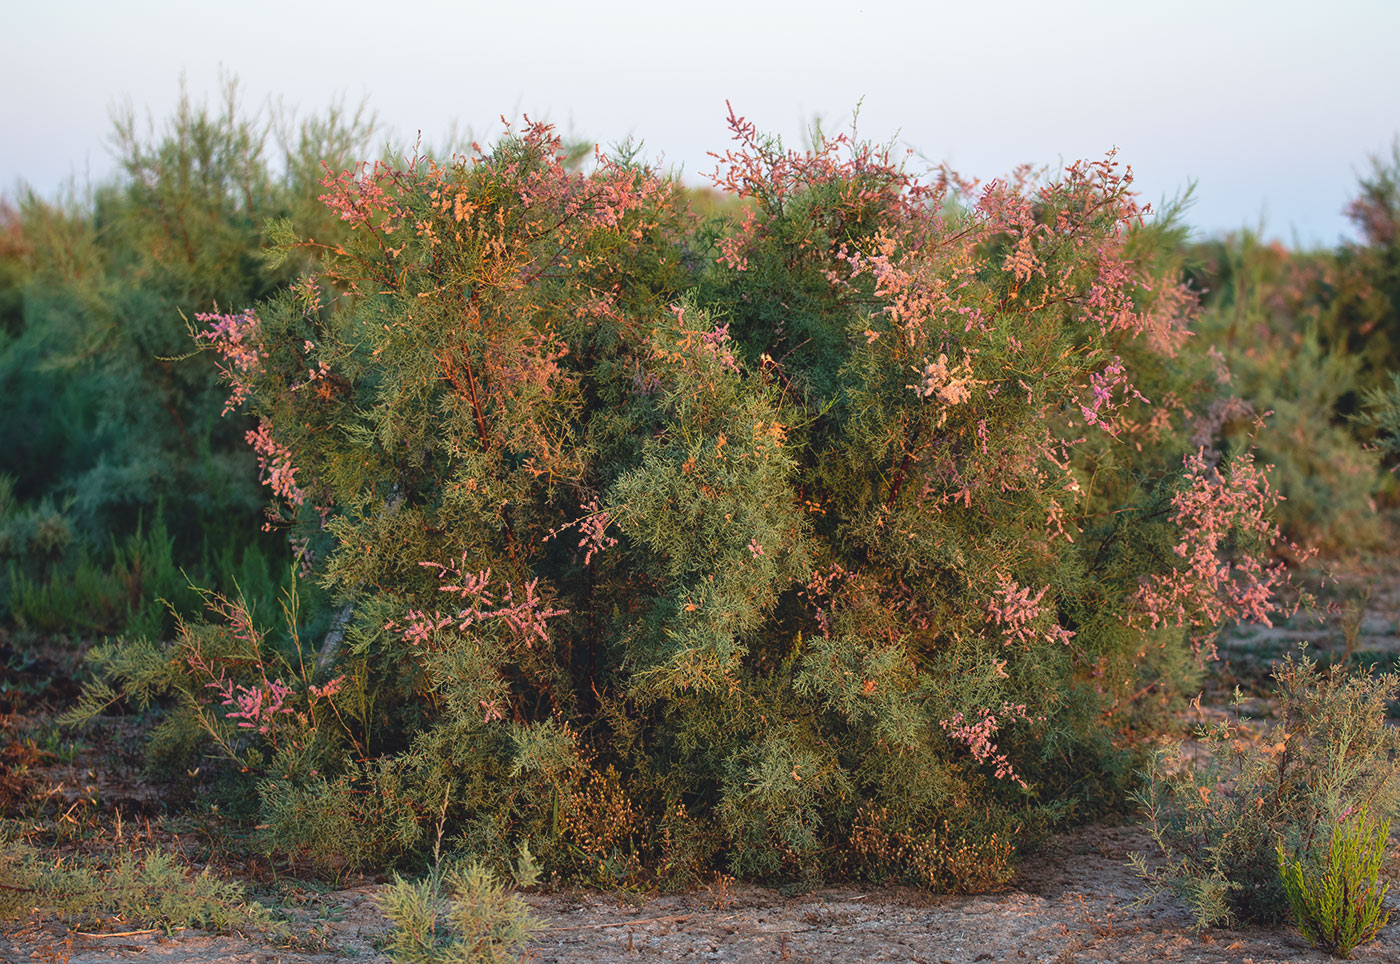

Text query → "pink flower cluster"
[413,558,570,647]
[483,329,571,400]
[1078,356,1147,434]
[802,563,857,637]
[698,321,741,373]
[497,578,569,646]
[196,310,264,415]
[392,609,454,646]
[245,420,306,507]
[837,232,974,344]
[308,675,345,701]
[576,499,618,565]
[664,304,741,374]
[319,159,405,228]
[985,573,1075,647]
[708,101,938,221]
[1133,450,1289,635]
[907,354,978,426]
[716,208,756,271]
[207,676,293,735]
[1080,244,1143,337]
[198,665,343,739]
[511,119,673,240]
[940,703,1031,788]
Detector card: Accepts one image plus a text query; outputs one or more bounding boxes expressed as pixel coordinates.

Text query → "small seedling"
[1277,805,1391,958]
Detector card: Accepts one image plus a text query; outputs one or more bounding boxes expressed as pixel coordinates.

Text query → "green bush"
[1185,233,1385,552]
[1,497,288,639]
[1278,804,1391,957]
[380,862,542,964]
[1179,140,1400,551]
[1134,650,1400,929]
[1322,140,1400,386]
[75,113,1300,888]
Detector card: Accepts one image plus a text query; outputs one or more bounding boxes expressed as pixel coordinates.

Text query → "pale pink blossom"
[940,703,1031,788]
[196,310,264,415]
[1132,450,1295,639]
[245,420,306,507]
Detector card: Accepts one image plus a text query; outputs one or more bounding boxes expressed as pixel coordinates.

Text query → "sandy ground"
[3,822,1393,964]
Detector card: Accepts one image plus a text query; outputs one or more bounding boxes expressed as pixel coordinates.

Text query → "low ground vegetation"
[1135,651,1400,934]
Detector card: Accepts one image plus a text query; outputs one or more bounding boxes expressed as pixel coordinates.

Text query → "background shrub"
[0,80,376,635]
[1185,235,1384,553]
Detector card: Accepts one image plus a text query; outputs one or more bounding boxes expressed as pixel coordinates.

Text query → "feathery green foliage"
[380,862,541,964]
[0,831,281,936]
[70,108,1315,891]
[1360,372,1400,462]
[1277,805,1392,957]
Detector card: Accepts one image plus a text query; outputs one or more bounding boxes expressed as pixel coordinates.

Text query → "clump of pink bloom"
[986,573,1074,647]
[576,500,618,565]
[1133,449,1294,638]
[908,354,977,409]
[196,310,264,415]
[1078,356,1147,434]
[544,500,618,566]
[940,703,1031,788]
[390,609,453,647]
[245,420,306,507]
[308,675,345,701]
[319,159,406,229]
[417,557,569,647]
[207,676,294,735]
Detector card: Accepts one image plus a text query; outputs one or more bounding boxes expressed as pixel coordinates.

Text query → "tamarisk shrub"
[85,111,1294,888]
[1324,140,1400,384]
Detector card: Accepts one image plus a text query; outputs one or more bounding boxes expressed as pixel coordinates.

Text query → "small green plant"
[1277,804,1392,957]
[0,834,281,936]
[1134,649,1400,929]
[379,861,541,964]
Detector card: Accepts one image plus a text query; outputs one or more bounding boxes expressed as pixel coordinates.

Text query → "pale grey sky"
[4,0,1397,245]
